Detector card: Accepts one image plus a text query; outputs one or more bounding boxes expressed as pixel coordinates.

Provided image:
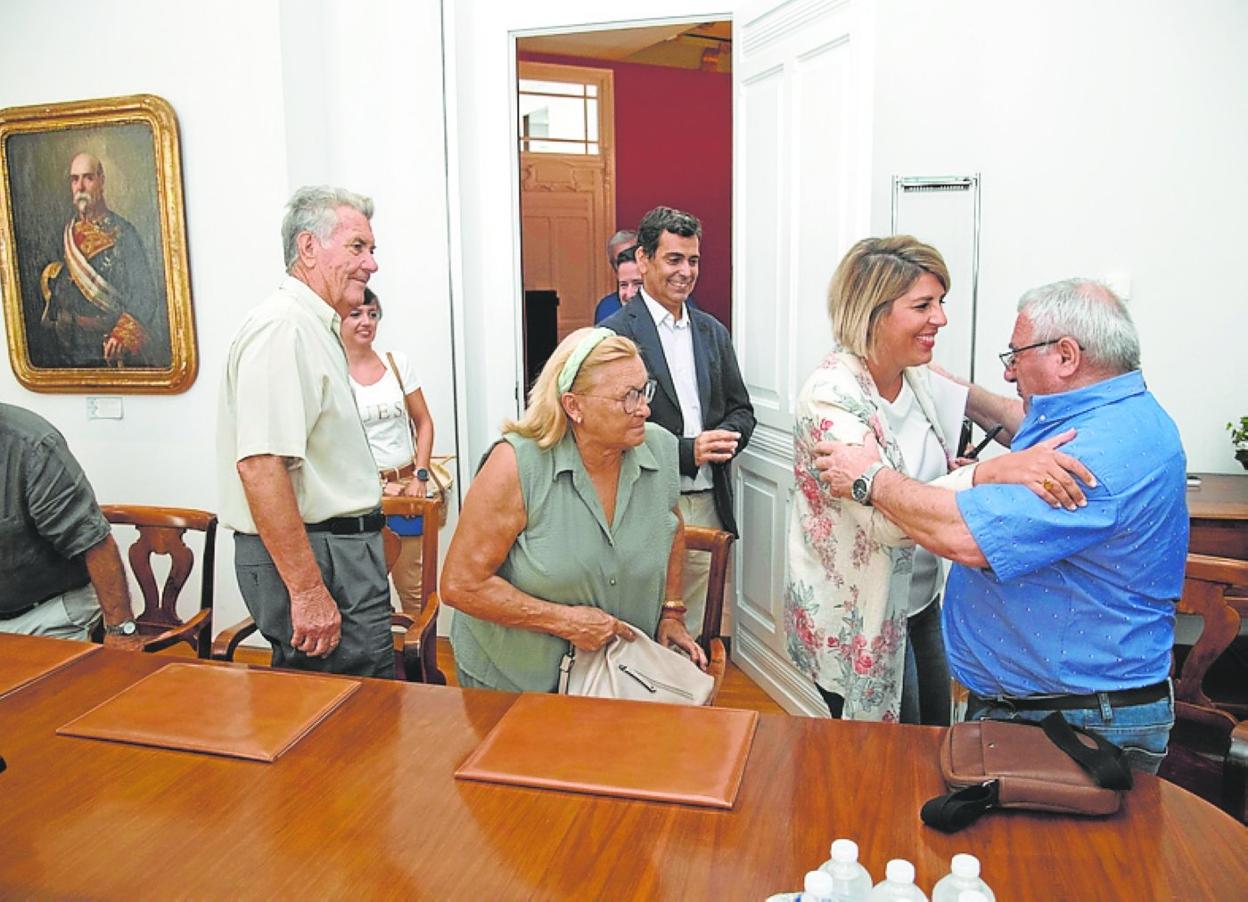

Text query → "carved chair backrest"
[100,505,217,629]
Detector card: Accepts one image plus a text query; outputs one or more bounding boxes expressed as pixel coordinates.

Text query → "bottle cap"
[951,853,980,879]
[804,870,834,896]
[885,859,915,884]
[829,838,859,863]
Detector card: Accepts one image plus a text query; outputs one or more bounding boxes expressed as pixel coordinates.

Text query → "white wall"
[870,0,1248,472]
[0,0,456,634]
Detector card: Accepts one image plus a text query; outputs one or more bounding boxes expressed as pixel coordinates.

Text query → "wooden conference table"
[0,644,1245,900]
[1188,471,1248,560]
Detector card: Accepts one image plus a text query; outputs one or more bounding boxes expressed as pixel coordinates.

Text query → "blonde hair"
[827,236,950,356]
[503,328,641,448]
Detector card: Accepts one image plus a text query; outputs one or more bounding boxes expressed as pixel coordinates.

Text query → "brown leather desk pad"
[454,693,759,809]
[0,634,100,700]
[57,662,360,762]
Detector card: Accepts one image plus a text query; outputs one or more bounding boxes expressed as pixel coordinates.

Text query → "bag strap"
[557,648,576,694]
[385,351,420,465]
[1040,711,1134,791]
[921,780,999,833]
[921,715,1132,833]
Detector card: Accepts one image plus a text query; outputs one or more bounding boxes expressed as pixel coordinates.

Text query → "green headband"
[557,327,614,393]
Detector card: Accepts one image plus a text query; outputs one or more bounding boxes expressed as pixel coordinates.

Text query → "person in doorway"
[593,228,639,324]
[342,288,437,614]
[600,206,755,641]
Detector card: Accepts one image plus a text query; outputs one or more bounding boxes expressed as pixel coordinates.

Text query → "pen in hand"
[965,425,1004,460]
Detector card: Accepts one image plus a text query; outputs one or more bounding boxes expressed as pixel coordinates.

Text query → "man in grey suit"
[601,206,755,639]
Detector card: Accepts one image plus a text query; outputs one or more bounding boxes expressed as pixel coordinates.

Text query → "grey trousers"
[233,531,394,679]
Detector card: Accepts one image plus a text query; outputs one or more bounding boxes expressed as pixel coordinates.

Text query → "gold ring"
[1043,479,1055,492]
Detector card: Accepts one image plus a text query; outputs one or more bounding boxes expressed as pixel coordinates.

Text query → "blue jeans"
[965,682,1174,774]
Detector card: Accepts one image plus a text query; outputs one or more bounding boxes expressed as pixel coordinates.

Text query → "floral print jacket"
[784,351,976,721]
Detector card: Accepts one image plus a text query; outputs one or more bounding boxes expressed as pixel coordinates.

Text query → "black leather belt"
[0,585,81,620]
[0,602,40,620]
[970,680,1170,712]
[305,511,385,535]
[681,489,714,496]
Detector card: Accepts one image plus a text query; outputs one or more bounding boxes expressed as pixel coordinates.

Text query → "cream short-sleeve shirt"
[217,277,381,533]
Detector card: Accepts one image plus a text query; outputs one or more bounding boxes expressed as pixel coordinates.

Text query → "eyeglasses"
[578,378,657,414]
[998,339,1060,369]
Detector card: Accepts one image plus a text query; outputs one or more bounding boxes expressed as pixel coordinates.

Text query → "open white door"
[730,0,875,714]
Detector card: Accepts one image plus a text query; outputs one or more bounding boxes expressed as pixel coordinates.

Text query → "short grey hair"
[281,185,374,272]
[1018,279,1140,373]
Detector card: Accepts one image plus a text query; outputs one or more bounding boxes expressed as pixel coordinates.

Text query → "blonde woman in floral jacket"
[786,237,1091,722]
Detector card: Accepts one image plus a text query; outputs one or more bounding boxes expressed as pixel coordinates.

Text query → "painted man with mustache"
[39,152,169,368]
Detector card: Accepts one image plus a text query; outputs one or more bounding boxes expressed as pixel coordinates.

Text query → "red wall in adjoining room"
[518,52,733,330]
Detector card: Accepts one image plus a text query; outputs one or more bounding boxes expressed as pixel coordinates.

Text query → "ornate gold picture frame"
[0,94,196,393]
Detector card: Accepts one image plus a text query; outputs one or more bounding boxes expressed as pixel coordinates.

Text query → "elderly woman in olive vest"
[443,328,706,691]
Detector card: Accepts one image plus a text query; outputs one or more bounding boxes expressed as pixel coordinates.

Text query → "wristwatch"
[415,467,429,481]
[851,462,886,506]
[105,619,138,637]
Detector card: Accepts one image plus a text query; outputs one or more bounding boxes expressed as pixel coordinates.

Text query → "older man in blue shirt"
[814,279,1186,772]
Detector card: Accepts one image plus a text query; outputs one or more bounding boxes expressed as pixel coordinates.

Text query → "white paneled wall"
[732,0,874,714]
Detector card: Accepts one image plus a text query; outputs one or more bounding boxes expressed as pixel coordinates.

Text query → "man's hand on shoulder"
[289,584,342,658]
[694,429,740,466]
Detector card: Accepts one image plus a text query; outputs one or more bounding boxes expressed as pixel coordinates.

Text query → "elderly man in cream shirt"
[217,186,393,678]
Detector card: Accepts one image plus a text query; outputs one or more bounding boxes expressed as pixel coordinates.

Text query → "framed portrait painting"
[0,93,196,393]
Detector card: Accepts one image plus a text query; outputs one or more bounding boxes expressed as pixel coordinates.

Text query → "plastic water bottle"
[931,854,995,902]
[955,893,989,902]
[802,870,836,901]
[818,838,873,900]
[764,870,835,902]
[868,859,928,900]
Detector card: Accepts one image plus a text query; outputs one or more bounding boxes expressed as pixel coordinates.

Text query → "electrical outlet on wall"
[87,397,124,420]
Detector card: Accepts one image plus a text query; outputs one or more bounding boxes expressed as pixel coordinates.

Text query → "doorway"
[514,22,733,384]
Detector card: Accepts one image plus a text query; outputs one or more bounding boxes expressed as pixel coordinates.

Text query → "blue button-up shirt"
[944,371,1187,696]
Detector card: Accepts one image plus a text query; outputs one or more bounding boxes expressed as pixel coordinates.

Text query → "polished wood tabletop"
[1189,472,1248,559]
[0,645,1244,900]
[1188,472,1248,520]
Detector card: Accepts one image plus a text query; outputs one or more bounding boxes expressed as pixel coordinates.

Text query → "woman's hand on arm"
[972,427,1097,510]
[440,442,631,649]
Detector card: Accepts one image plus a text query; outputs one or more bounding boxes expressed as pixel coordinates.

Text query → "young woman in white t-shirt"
[341,289,436,614]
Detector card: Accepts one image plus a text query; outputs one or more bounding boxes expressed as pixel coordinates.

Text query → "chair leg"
[1225,722,1248,824]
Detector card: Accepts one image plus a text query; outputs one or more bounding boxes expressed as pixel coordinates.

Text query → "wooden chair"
[685,525,735,705]
[97,505,217,657]
[381,496,445,684]
[211,496,445,684]
[1158,553,1248,821]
